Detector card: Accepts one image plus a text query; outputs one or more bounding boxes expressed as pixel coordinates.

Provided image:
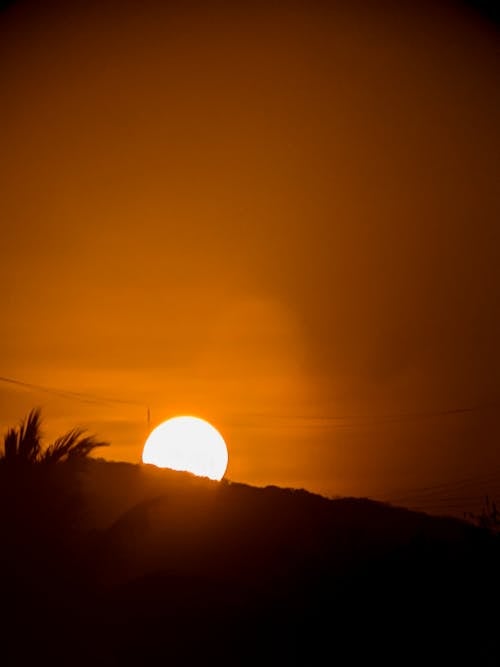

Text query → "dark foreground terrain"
[1,459,498,665]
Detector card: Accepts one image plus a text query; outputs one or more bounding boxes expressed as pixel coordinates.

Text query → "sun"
[142,416,229,481]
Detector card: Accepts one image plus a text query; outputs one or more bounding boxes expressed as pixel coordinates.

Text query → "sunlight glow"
[142,416,228,480]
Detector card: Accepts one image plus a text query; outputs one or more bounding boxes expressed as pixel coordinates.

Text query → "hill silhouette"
[1,459,498,665]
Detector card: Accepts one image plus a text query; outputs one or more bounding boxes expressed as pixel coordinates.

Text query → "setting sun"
[142,416,228,480]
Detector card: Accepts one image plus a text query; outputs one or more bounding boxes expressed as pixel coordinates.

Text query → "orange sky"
[1,0,499,510]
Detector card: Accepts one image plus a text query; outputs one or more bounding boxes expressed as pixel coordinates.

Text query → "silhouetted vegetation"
[0,408,109,466]
[466,495,500,533]
[0,438,498,665]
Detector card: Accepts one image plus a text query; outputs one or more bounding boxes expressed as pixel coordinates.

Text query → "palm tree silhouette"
[0,407,109,466]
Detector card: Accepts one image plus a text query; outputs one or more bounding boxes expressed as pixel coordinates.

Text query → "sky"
[1,0,498,512]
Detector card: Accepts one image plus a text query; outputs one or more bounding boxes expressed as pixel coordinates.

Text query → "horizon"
[1,0,499,520]
[1,397,499,520]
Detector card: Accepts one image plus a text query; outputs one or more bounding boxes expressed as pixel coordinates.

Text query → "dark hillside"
[0,460,498,665]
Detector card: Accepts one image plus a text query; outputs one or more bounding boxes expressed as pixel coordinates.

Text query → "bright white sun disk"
[142,416,228,481]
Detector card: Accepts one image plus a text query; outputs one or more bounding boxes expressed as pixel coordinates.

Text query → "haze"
[1,0,498,513]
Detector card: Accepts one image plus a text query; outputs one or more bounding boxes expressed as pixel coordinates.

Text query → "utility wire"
[0,374,151,427]
[247,402,497,429]
[386,469,500,501]
[2,373,497,434]
[0,375,144,406]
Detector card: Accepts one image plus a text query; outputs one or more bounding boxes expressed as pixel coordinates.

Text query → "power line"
[386,468,500,501]
[241,402,497,431]
[0,375,151,427]
[314,404,496,425]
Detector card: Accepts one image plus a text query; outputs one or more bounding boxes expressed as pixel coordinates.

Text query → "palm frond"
[17,408,43,463]
[1,428,18,461]
[1,408,42,464]
[42,428,109,464]
[2,408,109,466]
